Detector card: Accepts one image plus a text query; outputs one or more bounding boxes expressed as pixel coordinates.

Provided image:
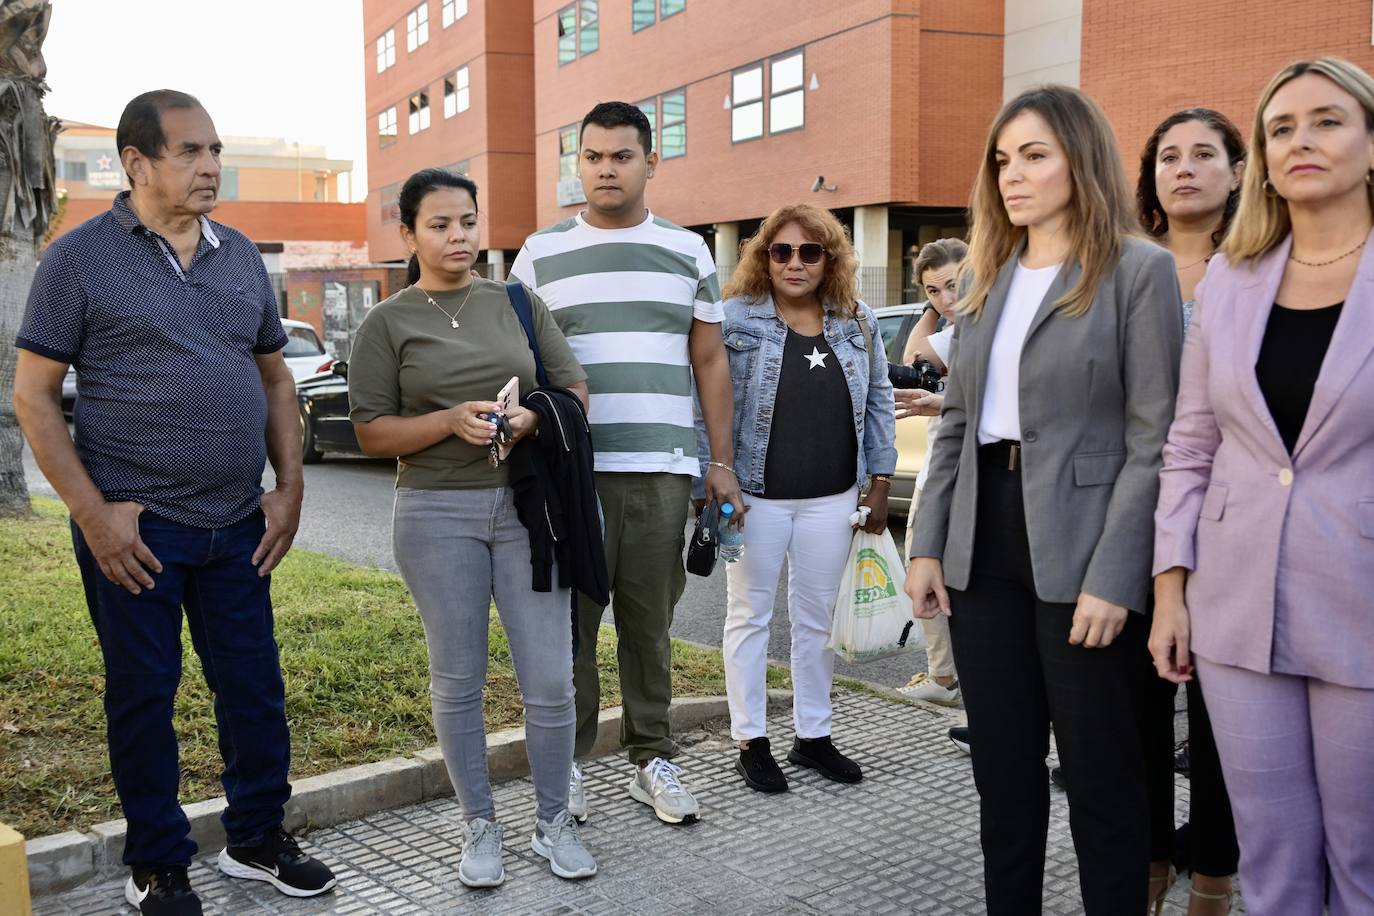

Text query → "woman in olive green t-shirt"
[347,169,595,888]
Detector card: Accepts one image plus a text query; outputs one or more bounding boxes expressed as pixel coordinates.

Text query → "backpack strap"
[505,280,549,388]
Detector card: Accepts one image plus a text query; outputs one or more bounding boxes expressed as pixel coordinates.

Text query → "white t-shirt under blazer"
[977,261,1061,445]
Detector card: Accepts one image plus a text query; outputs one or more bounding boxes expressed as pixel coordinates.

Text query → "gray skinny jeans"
[392,486,574,823]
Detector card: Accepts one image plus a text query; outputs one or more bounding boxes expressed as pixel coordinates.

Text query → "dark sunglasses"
[768,242,827,265]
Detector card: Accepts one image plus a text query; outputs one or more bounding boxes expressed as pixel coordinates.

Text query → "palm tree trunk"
[0,232,33,515]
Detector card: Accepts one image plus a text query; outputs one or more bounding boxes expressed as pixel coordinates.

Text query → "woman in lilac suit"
[1151,57,1374,916]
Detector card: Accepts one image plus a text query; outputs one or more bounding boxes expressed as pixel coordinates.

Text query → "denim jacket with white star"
[694,294,897,499]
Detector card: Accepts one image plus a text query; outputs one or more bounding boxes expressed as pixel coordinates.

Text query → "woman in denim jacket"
[699,203,897,793]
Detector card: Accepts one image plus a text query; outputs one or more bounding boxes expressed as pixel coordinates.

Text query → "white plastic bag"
[826,530,926,663]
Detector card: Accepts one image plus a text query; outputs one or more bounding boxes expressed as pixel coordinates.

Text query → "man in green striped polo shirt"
[510,101,741,826]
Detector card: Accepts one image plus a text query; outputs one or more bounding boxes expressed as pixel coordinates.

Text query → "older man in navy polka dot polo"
[14,91,336,916]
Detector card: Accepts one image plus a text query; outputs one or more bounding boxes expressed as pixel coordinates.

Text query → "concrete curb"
[26,690,793,896]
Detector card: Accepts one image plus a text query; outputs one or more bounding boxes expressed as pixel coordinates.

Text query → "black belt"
[979,440,1022,471]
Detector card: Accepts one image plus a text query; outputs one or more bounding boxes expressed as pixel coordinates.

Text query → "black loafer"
[788,736,863,784]
[735,737,789,793]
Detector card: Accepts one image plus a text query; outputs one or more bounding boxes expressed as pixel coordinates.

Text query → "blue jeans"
[72,509,291,867]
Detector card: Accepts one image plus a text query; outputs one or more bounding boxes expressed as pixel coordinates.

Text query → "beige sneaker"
[898,673,961,706]
[628,758,699,824]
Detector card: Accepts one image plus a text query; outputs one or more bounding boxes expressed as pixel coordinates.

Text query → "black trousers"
[1143,667,1240,876]
[948,447,1150,915]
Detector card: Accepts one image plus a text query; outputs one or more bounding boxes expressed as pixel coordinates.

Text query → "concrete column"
[713,221,740,280]
[486,248,506,281]
[853,205,890,307]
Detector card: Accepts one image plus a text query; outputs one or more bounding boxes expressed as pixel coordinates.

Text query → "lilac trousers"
[1196,656,1374,916]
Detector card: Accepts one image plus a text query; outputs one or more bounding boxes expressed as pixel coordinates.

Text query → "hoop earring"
[1366,170,1374,186]
[1263,178,1280,198]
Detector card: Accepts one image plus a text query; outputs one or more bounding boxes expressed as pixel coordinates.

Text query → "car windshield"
[282,327,325,358]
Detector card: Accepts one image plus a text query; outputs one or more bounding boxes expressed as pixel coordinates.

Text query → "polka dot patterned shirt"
[16,192,288,529]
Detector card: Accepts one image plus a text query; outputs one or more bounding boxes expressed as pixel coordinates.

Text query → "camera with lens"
[888,359,945,393]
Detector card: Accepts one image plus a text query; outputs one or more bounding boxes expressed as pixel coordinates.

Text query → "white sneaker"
[628,758,699,824]
[898,673,961,707]
[568,762,588,823]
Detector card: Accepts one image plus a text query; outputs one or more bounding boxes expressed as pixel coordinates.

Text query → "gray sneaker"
[531,810,598,880]
[568,762,588,823]
[458,818,505,888]
[628,757,699,824]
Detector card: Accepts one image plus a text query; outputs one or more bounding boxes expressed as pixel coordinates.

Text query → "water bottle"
[718,502,744,563]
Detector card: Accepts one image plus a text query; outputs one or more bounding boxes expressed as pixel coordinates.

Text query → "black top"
[761,328,857,498]
[1255,301,1343,453]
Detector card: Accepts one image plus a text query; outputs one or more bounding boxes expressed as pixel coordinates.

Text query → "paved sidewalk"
[34,689,1233,915]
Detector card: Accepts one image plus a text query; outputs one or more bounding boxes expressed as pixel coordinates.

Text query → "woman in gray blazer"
[906,85,1183,914]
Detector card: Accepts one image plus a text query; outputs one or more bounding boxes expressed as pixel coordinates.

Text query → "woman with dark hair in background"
[1136,108,1244,915]
[906,85,1183,914]
[346,168,597,889]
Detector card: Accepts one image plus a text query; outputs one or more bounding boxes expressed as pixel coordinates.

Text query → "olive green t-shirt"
[348,278,586,489]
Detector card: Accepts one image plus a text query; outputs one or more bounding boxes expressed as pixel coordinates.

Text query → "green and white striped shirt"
[510,210,723,475]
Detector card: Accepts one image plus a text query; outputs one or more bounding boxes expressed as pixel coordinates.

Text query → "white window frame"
[406,2,429,52]
[441,0,467,28]
[769,50,805,135]
[375,29,395,73]
[731,64,764,143]
[408,90,430,134]
[444,66,470,118]
[378,107,398,147]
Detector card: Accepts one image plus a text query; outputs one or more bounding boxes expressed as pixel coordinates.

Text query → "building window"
[406,2,429,52]
[632,0,655,30]
[558,0,598,64]
[444,67,470,118]
[380,183,401,224]
[661,0,685,15]
[59,159,88,181]
[559,125,579,180]
[375,29,395,72]
[441,0,466,27]
[731,64,763,142]
[377,107,398,147]
[408,90,430,134]
[220,166,239,200]
[660,89,686,158]
[635,97,657,140]
[769,50,805,134]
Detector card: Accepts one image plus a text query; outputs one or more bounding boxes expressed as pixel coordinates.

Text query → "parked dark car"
[297,361,361,463]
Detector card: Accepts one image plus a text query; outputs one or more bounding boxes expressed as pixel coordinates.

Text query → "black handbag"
[686,499,721,577]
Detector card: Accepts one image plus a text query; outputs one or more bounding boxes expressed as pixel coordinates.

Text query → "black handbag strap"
[506,280,549,388]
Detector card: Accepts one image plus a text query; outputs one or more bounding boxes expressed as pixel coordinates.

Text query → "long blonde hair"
[723,204,861,318]
[1222,57,1374,263]
[960,86,1138,319]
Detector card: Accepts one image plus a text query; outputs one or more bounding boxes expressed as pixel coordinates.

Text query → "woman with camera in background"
[1152,57,1374,915]
[347,168,597,889]
[906,85,1183,913]
[1136,107,1245,915]
[703,203,896,795]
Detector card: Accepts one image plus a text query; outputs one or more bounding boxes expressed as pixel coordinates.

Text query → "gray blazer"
[910,236,1183,612]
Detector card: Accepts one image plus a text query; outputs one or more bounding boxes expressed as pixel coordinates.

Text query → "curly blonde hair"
[722,204,860,318]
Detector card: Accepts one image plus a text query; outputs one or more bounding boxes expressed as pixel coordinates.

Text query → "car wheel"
[300,403,323,464]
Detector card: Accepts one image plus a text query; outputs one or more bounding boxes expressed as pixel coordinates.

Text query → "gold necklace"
[414,280,477,329]
[1289,237,1367,268]
[1174,251,1213,272]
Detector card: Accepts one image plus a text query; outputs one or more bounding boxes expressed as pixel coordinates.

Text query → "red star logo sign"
[96,155,112,170]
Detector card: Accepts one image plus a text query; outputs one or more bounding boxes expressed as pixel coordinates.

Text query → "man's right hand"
[78,501,162,595]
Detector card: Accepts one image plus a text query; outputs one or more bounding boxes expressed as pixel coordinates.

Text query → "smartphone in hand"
[495,376,519,460]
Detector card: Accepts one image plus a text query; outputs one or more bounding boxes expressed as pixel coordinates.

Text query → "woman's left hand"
[855,481,889,534]
[505,405,538,441]
[1068,592,1128,648]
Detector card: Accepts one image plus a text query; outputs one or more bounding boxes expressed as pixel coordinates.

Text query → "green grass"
[0,497,788,838]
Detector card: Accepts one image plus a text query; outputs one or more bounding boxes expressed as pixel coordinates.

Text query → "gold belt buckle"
[1008,444,1019,471]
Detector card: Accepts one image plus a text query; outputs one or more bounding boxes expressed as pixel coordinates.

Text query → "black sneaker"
[735,737,789,793]
[948,726,971,755]
[124,865,202,915]
[788,736,863,784]
[217,826,337,897]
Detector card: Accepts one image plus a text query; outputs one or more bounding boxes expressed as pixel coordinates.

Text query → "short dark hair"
[399,167,480,284]
[116,89,204,180]
[579,101,653,155]
[1137,108,1245,246]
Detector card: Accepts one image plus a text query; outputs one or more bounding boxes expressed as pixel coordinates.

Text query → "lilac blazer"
[1153,232,1374,689]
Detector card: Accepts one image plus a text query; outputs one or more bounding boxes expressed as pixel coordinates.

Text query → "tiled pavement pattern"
[36,690,1240,915]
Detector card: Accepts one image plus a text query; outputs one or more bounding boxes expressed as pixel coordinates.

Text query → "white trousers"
[723,486,858,741]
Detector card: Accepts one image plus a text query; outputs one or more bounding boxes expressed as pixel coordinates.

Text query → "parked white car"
[61,318,330,417]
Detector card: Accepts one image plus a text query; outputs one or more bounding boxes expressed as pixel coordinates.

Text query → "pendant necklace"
[414,279,476,329]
